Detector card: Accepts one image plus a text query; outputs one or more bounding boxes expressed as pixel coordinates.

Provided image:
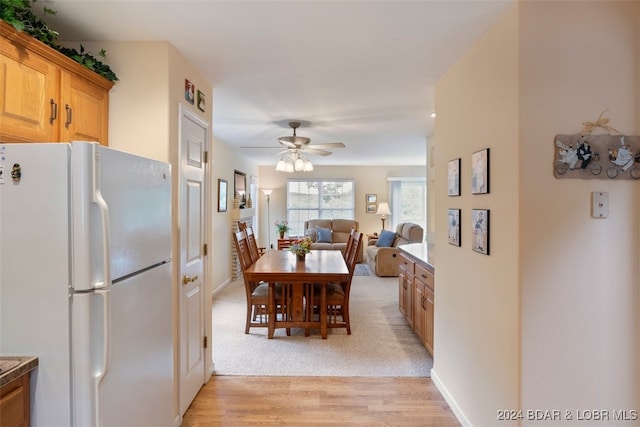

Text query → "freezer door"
[71,262,174,426]
[70,142,171,291]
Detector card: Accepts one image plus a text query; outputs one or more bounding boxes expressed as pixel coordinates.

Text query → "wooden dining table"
[243,249,349,339]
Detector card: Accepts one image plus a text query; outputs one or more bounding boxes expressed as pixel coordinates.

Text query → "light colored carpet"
[211,264,433,377]
[354,263,369,276]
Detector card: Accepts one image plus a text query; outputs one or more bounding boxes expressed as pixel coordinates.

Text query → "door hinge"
[203,336,208,349]
[203,243,208,256]
[203,151,208,163]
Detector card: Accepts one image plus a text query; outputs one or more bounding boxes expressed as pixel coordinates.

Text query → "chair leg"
[245,303,252,334]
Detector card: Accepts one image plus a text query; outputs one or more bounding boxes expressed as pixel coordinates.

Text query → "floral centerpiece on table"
[289,237,312,260]
[275,220,290,238]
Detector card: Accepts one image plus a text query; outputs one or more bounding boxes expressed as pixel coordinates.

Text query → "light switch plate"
[591,191,608,218]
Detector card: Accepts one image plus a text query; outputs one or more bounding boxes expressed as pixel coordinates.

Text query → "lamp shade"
[262,188,273,196]
[376,202,392,216]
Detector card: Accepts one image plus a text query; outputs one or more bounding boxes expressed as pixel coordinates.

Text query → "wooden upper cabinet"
[0,21,113,145]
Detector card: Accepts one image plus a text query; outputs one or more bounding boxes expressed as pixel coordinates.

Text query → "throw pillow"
[304,228,317,243]
[375,230,396,247]
[316,227,332,243]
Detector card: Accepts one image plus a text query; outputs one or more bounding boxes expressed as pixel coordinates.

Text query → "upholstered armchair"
[365,223,424,276]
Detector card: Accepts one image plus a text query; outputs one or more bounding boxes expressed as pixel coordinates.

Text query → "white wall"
[519,2,639,423]
[432,5,521,426]
[433,2,640,426]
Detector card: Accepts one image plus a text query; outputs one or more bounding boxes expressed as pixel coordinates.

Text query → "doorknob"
[182,275,199,285]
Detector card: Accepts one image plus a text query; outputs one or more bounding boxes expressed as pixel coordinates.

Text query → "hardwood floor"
[181,375,460,426]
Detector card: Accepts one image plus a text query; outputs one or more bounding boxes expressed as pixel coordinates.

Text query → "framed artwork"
[447,208,461,246]
[234,170,247,208]
[366,203,377,213]
[197,90,205,112]
[471,148,490,194]
[218,179,228,212]
[184,79,194,104]
[366,194,377,203]
[448,158,461,196]
[471,209,490,255]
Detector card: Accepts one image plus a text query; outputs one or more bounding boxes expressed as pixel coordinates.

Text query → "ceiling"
[36,0,512,167]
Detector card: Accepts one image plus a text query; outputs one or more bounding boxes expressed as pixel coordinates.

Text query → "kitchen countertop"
[398,243,435,272]
[0,356,38,387]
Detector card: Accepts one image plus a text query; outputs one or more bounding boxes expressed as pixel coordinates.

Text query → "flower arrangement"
[275,220,290,235]
[289,237,312,257]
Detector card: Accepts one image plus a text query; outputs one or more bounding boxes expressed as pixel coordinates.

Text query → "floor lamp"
[376,202,392,231]
[262,189,273,249]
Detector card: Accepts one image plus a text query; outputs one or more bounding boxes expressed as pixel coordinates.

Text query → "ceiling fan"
[275,121,345,157]
[241,121,346,157]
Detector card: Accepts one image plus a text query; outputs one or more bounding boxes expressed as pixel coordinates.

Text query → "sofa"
[303,219,363,263]
[366,223,424,276]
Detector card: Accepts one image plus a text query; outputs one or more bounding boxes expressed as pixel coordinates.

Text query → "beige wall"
[257,164,426,249]
[75,41,213,420]
[434,2,639,426]
[519,1,639,423]
[432,5,521,426]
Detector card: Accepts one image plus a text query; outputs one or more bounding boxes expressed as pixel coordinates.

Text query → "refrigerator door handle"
[92,145,112,290]
[93,289,110,427]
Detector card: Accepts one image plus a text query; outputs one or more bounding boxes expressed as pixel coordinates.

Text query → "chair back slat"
[245,227,261,263]
[233,230,254,272]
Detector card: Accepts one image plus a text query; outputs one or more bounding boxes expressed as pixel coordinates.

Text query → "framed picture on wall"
[471,148,490,194]
[184,79,194,104]
[471,209,489,255]
[366,203,377,213]
[218,179,228,212]
[197,90,205,112]
[366,194,377,203]
[448,158,461,196]
[447,208,461,246]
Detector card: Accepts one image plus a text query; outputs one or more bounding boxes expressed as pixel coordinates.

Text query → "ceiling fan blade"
[302,148,332,156]
[308,142,345,149]
[277,138,297,148]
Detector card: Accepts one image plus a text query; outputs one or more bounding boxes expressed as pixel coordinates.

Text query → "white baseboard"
[431,368,472,427]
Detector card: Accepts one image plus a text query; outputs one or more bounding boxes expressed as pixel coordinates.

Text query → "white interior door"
[179,106,208,415]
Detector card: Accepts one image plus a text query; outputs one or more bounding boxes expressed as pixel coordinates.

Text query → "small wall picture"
[447,209,461,246]
[471,148,490,194]
[366,194,377,203]
[185,79,195,105]
[471,209,489,255]
[366,203,377,213]
[197,90,205,112]
[448,158,461,196]
[218,179,228,212]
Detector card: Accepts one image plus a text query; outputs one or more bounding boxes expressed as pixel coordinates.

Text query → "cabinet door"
[399,269,414,328]
[0,39,58,142]
[413,277,426,343]
[60,71,109,145]
[424,286,434,355]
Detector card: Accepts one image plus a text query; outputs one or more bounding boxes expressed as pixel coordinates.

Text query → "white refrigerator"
[0,142,175,426]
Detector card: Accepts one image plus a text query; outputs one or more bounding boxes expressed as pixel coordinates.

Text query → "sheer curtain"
[388,177,427,235]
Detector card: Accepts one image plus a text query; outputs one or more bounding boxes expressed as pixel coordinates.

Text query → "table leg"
[268,282,275,339]
[320,282,327,339]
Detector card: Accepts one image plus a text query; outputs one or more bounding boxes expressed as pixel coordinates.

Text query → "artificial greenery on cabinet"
[1,0,118,82]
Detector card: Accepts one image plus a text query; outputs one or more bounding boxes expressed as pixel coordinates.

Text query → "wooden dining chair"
[245,226,261,263]
[311,231,363,335]
[233,231,288,334]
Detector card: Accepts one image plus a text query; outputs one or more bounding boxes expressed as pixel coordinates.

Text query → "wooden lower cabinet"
[0,373,30,427]
[398,251,435,355]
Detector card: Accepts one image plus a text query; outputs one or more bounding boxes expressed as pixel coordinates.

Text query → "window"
[389,178,427,235]
[286,179,355,236]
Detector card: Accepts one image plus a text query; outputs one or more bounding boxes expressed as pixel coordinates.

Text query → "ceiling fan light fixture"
[303,159,313,171]
[294,156,305,171]
[276,157,286,172]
